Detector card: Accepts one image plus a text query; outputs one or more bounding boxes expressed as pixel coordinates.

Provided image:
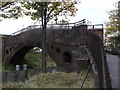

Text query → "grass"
[2,71,94,88]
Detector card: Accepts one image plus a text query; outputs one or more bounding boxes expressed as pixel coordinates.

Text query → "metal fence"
[10,19,86,36]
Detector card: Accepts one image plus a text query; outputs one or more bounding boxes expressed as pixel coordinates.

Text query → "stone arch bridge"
[0,20,112,88]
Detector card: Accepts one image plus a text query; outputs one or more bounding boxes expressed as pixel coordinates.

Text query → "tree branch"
[47,2,74,23]
[47,2,60,20]
[0,2,15,10]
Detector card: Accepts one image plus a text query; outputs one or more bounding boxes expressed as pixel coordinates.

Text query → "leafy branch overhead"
[105,1,120,35]
[1,1,80,23]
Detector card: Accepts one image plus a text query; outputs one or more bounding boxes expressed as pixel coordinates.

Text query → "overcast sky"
[0,0,118,34]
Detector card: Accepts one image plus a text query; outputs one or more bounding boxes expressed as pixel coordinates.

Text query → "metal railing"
[10,19,86,36]
[11,25,42,36]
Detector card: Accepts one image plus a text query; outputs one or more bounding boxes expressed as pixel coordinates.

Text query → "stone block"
[6,71,15,82]
[15,70,26,82]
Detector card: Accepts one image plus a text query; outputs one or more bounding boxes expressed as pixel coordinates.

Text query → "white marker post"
[23,64,27,70]
[16,65,20,71]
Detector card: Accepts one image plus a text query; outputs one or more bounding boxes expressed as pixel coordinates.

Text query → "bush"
[24,48,56,69]
[24,49,42,68]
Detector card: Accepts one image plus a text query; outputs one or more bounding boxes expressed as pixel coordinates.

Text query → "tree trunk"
[41,4,47,73]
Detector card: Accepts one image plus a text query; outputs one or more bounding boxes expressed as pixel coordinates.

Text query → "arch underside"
[9,46,33,65]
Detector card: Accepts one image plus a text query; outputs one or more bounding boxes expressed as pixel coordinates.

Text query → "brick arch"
[9,46,33,66]
[5,29,43,66]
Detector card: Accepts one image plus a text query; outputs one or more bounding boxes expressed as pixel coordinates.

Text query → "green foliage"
[105,9,120,34]
[1,1,80,23]
[105,1,120,35]
[105,2,120,54]
[24,48,42,68]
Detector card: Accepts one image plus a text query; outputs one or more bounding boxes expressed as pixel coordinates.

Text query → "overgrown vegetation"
[2,71,94,88]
